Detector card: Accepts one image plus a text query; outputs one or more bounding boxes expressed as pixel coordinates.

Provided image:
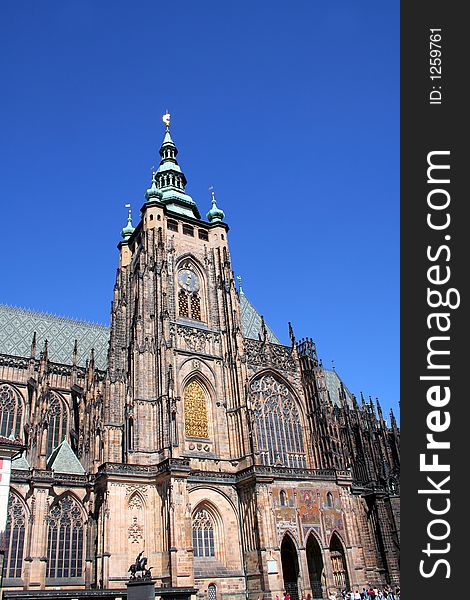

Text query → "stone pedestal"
[156,587,198,600]
[127,578,157,600]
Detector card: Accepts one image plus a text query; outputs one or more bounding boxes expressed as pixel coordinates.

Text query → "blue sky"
[0,1,399,419]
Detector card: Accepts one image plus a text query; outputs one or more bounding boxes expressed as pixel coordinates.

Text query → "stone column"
[25,486,49,590]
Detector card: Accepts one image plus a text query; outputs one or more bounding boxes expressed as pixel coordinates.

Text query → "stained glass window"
[3,494,26,579]
[0,384,23,438]
[250,374,306,468]
[46,496,84,579]
[192,508,215,557]
[46,393,68,457]
[184,381,209,438]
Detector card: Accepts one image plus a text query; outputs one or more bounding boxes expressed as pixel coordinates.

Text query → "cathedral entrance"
[329,533,350,592]
[306,534,324,599]
[281,535,300,600]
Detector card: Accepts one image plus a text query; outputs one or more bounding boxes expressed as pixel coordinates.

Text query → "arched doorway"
[329,533,350,592]
[306,534,324,598]
[281,534,300,600]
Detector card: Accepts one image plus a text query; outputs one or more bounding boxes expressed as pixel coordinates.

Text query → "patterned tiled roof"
[0,304,109,370]
[324,369,355,408]
[239,291,281,344]
[0,292,280,370]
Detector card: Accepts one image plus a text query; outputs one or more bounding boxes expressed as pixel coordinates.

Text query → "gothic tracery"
[192,507,215,557]
[251,373,306,468]
[3,493,26,579]
[0,383,23,438]
[46,495,84,580]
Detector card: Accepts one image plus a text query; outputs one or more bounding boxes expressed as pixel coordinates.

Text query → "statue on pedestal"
[128,550,153,580]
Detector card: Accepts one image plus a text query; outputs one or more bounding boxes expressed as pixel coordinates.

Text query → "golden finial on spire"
[162,111,171,129]
[208,185,215,202]
[125,203,131,219]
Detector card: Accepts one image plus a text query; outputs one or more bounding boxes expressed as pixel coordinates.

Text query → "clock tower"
[98,115,252,589]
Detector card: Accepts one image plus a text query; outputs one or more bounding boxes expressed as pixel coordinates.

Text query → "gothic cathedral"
[0,119,400,598]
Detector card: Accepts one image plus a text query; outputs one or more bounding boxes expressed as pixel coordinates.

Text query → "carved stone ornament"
[128,516,143,543]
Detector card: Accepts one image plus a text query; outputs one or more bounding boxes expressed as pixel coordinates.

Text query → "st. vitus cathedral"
[0,117,400,598]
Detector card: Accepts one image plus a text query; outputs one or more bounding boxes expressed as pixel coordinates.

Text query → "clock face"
[178,269,200,293]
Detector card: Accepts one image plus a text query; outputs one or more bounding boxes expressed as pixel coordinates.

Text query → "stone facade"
[0,125,400,598]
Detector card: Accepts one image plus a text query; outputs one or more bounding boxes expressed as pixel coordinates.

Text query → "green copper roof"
[161,129,175,146]
[121,211,135,239]
[206,194,225,223]
[47,439,85,472]
[145,173,163,201]
[153,125,201,220]
[12,453,30,470]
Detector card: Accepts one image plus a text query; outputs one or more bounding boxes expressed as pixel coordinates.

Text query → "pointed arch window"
[46,393,67,457]
[3,494,26,579]
[184,381,209,439]
[251,374,306,468]
[46,495,84,580]
[177,266,204,322]
[0,384,23,438]
[192,508,215,557]
[280,490,288,507]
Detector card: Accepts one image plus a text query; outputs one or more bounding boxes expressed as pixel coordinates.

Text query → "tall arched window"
[184,381,209,438]
[192,508,215,557]
[0,384,23,438]
[177,265,204,322]
[46,393,67,456]
[251,374,306,468]
[3,494,26,579]
[326,492,334,508]
[46,495,84,580]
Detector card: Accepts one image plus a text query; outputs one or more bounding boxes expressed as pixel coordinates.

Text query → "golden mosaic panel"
[184,381,209,438]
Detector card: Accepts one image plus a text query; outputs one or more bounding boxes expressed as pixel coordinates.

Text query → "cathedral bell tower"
[98,115,251,589]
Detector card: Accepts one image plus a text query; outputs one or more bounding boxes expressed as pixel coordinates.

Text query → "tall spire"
[152,112,200,219]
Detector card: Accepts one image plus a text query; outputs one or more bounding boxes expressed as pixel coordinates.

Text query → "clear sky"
[0,1,399,419]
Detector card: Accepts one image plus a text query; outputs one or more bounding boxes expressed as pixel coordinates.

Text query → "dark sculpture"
[128,550,153,580]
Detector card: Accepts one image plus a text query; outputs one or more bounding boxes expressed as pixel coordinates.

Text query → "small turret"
[121,206,135,240]
[206,187,225,223]
[145,170,163,202]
